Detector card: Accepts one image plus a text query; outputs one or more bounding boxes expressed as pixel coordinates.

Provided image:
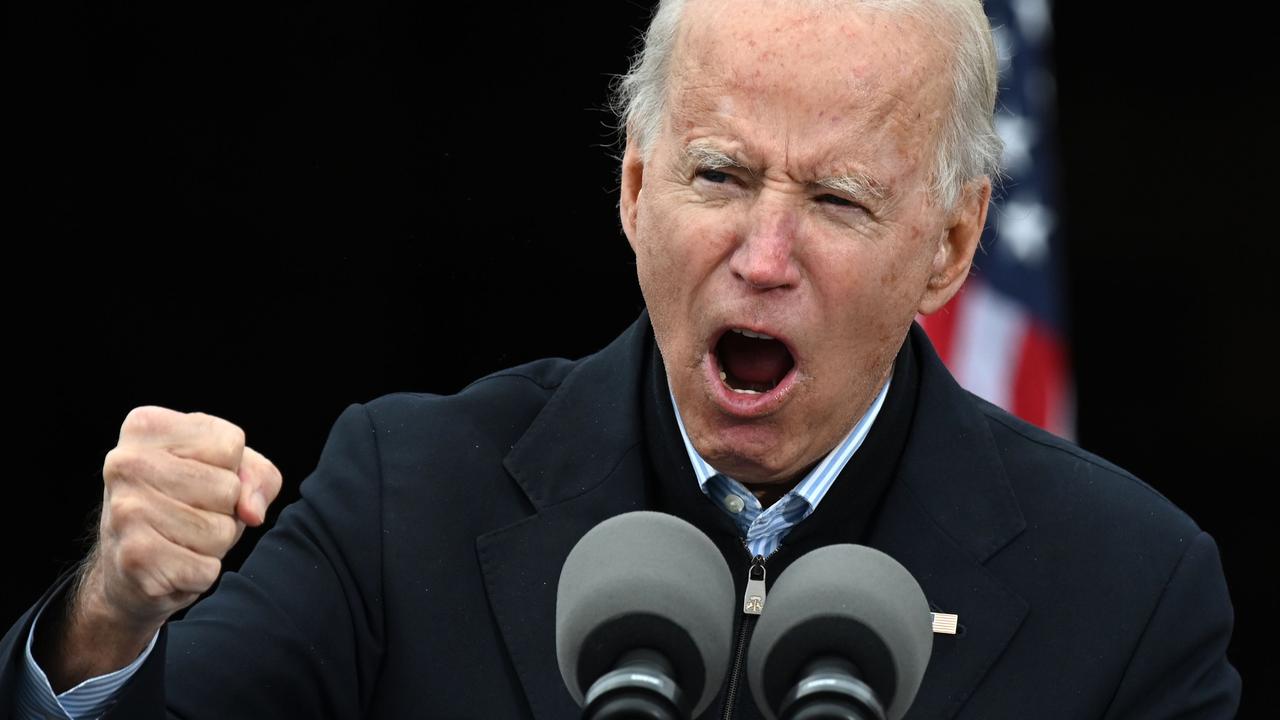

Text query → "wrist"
[34,560,162,693]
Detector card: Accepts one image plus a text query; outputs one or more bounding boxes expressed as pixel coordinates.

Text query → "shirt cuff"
[16,596,159,720]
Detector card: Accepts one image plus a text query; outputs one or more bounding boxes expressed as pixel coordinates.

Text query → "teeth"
[731,388,762,395]
[732,328,775,341]
[720,371,728,381]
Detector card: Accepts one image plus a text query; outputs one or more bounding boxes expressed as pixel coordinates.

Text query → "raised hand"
[36,406,283,691]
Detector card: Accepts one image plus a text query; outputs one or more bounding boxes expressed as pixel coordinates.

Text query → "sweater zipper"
[721,546,779,720]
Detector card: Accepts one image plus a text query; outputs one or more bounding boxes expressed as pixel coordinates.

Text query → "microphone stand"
[582,648,690,720]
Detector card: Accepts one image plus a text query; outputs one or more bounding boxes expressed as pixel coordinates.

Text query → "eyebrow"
[682,141,892,206]
[683,143,751,173]
[816,172,890,204]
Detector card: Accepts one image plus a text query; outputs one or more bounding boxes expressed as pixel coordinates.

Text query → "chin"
[692,418,802,484]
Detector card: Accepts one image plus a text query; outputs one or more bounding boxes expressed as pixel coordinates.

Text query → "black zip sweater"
[642,332,921,720]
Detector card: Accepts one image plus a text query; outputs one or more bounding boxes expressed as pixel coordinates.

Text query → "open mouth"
[714,328,796,395]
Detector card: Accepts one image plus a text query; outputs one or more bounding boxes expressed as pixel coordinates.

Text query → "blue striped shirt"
[17,596,158,719]
[670,373,891,558]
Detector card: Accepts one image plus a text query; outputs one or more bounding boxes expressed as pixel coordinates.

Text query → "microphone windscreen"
[556,511,735,716]
[746,544,932,720]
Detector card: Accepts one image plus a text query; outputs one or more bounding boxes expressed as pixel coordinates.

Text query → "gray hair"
[610,0,1002,209]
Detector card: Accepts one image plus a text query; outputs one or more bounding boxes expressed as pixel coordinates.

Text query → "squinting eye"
[816,194,860,209]
[696,169,732,184]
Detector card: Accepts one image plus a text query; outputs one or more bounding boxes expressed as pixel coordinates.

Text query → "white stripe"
[951,281,1028,410]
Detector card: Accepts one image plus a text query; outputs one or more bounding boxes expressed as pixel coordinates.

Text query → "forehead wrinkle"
[675,4,952,137]
[667,3,946,205]
[668,42,940,196]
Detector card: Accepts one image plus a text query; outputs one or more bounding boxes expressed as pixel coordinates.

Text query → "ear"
[918,177,991,315]
[619,132,645,253]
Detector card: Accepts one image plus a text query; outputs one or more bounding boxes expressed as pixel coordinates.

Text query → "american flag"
[919,0,1073,438]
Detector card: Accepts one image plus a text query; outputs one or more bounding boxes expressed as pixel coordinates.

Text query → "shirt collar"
[668,372,893,513]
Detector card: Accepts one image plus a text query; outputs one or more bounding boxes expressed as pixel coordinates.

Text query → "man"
[2,0,1240,718]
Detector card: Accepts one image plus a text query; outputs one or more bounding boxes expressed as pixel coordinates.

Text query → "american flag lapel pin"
[931,612,959,635]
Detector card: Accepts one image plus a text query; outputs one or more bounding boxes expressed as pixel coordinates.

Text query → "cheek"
[632,201,674,302]
[634,196,728,300]
[864,219,938,301]
[876,252,929,306]
[634,203,670,274]
[632,197,693,352]
[812,236,932,346]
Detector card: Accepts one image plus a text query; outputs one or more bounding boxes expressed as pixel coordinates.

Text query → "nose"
[729,197,802,291]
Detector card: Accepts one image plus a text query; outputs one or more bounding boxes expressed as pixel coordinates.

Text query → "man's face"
[621,0,988,490]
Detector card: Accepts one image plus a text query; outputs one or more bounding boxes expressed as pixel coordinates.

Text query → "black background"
[5,1,1275,714]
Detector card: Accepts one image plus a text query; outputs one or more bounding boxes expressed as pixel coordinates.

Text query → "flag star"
[1012,0,1053,44]
[997,113,1036,175]
[998,200,1055,265]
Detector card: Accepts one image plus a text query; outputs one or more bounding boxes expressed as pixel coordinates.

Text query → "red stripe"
[1012,321,1069,434]
[919,285,968,365]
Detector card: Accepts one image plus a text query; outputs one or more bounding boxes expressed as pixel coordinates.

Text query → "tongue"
[719,332,793,385]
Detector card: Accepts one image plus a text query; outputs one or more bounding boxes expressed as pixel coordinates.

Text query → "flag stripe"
[919,0,1073,439]
[1012,320,1071,436]
[950,281,1027,412]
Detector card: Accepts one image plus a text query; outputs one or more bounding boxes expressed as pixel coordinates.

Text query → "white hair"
[610,0,1003,209]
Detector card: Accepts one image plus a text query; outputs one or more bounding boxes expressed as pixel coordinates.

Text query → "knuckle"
[108,494,144,529]
[121,405,167,438]
[185,509,218,542]
[114,535,153,578]
[103,446,145,485]
[213,471,242,512]
[221,425,247,463]
[137,573,169,600]
[209,423,247,467]
[188,556,222,590]
[186,412,245,467]
[203,556,223,586]
[193,411,243,442]
[229,423,247,451]
[175,506,207,540]
[210,514,239,550]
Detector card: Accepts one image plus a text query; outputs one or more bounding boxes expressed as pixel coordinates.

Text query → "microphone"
[746,544,933,720]
[555,511,736,719]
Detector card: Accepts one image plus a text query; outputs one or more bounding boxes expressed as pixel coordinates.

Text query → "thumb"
[235,446,284,527]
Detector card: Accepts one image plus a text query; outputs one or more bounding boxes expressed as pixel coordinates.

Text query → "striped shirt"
[670,373,892,558]
[17,597,158,719]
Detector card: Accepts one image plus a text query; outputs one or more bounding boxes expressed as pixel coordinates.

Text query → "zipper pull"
[742,554,767,615]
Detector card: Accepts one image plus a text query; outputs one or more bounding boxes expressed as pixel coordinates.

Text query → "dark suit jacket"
[1,315,1240,719]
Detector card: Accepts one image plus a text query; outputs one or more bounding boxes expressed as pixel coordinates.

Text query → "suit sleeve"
[1102,531,1241,719]
[157,402,387,718]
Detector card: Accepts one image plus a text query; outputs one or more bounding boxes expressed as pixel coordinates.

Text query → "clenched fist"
[38,406,283,691]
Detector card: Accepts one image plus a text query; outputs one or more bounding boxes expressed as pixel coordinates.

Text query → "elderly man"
[2,0,1240,718]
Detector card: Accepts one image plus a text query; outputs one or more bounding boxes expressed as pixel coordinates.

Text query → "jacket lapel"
[478,319,1031,720]
[476,315,653,720]
[872,326,1029,719]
